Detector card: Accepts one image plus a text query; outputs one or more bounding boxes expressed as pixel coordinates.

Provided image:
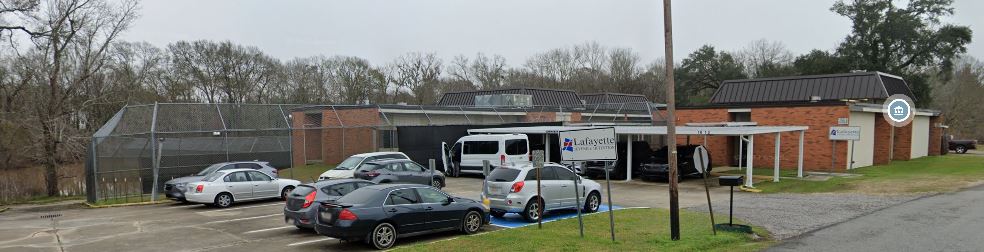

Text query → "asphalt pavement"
[769,185,984,251]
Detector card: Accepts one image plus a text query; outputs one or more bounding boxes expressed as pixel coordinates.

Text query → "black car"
[353,159,446,188]
[583,141,656,180]
[639,145,712,181]
[314,184,489,250]
[284,179,375,229]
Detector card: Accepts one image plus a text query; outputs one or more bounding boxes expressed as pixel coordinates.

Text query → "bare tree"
[329,56,386,104]
[737,39,795,78]
[388,52,442,104]
[932,56,984,140]
[608,47,640,93]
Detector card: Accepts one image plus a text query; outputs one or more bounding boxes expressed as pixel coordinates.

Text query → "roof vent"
[810,96,822,102]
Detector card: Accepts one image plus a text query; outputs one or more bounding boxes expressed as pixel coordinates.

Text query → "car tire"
[461,211,483,234]
[584,191,601,213]
[522,197,543,223]
[956,145,968,154]
[367,222,397,250]
[281,186,294,200]
[214,193,233,208]
[431,178,444,188]
[490,210,506,218]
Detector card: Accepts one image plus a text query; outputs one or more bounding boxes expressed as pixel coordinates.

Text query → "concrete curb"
[85,200,171,209]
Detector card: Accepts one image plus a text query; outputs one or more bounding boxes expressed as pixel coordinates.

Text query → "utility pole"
[663,0,681,241]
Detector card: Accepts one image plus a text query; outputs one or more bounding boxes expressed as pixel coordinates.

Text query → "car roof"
[498,162,565,171]
[459,134,527,141]
[218,168,264,173]
[351,152,407,158]
[358,183,427,191]
[364,159,412,165]
[306,178,369,187]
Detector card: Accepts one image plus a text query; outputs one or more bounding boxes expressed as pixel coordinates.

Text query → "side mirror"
[443,197,454,205]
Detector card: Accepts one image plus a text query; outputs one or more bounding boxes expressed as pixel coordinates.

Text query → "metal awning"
[468,125,810,188]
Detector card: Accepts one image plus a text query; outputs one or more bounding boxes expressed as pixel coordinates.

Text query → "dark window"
[551,166,575,180]
[355,182,375,188]
[488,168,521,182]
[378,130,398,149]
[337,188,380,204]
[291,185,316,197]
[226,172,249,182]
[380,154,407,160]
[384,163,403,172]
[464,141,499,154]
[247,171,272,181]
[416,188,448,204]
[322,183,358,196]
[217,164,236,171]
[386,189,419,205]
[237,163,262,170]
[526,167,558,180]
[505,139,528,155]
[403,162,426,172]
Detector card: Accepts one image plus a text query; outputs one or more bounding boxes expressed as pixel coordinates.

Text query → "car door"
[224,172,253,200]
[504,138,530,166]
[550,166,578,208]
[384,162,408,183]
[383,188,428,234]
[401,161,430,185]
[526,167,560,209]
[247,171,278,198]
[416,187,458,230]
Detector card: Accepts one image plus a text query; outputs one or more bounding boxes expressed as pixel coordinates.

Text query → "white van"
[442,134,531,177]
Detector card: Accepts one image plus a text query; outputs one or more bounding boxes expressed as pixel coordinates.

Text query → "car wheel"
[584,191,601,213]
[367,222,397,250]
[214,193,233,208]
[956,145,968,154]
[461,211,483,234]
[431,178,444,188]
[522,198,543,223]
[490,211,506,218]
[281,186,294,200]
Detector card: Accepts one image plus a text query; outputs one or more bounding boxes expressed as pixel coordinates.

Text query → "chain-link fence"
[86,102,663,203]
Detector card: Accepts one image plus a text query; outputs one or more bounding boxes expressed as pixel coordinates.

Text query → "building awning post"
[745,135,754,188]
[774,132,780,182]
[626,134,633,181]
[798,130,805,178]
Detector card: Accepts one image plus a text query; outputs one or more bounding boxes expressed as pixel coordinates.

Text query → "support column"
[798,130,805,178]
[626,134,633,181]
[774,132,780,182]
[545,134,551,162]
[745,135,754,187]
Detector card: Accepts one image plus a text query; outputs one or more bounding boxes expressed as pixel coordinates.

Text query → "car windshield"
[196,163,225,176]
[336,188,379,204]
[334,157,364,170]
[203,172,224,182]
[487,168,521,182]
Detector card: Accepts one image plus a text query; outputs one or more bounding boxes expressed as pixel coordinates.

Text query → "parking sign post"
[559,127,617,242]
[533,150,544,229]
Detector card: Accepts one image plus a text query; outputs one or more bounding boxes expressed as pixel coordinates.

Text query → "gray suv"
[482,163,602,222]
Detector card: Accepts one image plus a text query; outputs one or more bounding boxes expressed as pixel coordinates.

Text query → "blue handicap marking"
[490,204,622,228]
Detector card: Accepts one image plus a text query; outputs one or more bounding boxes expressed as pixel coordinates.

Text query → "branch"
[0,25,47,37]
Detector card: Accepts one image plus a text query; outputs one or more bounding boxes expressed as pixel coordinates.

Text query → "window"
[403,162,426,172]
[416,188,448,204]
[291,185,316,197]
[337,188,379,204]
[488,168,521,182]
[322,183,358,196]
[505,139,528,155]
[247,171,272,181]
[355,182,375,188]
[217,164,236,171]
[384,163,404,172]
[226,172,249,182]
[378,130,399,149]
[380,154,407,160]
[386,189,419,205]
[525,167,558,180]
[464,141,499,154]
[237,163,262,170]
[551,166,575,180]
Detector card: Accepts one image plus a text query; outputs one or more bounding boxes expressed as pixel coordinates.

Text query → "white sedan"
[185,168,300,208]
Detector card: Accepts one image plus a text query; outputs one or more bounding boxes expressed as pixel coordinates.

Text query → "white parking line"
[287,238,335,247]
[165,204,200,209]
[202,203,283,213]
[243,226,293,234]
[205,214,280,224]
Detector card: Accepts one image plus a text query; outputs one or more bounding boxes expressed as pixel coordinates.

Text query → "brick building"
[672,72,945,172]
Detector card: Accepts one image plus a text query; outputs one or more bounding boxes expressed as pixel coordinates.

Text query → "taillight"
[195,184,204,193]
[366,171,380,177]
[511,181,525,193]
[302,190,316,208]
[500,155,506,166]
[338,209,358,221]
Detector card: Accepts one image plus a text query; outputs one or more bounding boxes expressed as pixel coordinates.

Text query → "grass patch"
[397,208,771,252]
[747,155,984,194]
[0,195,84,206]
[279,163,336,183]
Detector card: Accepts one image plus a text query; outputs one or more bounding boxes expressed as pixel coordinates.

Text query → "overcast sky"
[122,0,984,66]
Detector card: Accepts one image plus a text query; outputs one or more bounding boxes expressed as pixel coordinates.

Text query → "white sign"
[559,127,617,161]
[838,118,849,125]
[829,126,861,141]
[692,145,710,173]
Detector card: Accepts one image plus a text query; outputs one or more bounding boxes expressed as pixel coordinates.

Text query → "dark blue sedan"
[283,179,375,229]
[314,184,489,250]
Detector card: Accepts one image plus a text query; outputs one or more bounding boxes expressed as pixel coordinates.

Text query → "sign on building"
[829,126,861,141]
[559,127,617,161]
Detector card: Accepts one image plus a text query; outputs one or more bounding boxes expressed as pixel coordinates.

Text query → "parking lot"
[0,176,728,252]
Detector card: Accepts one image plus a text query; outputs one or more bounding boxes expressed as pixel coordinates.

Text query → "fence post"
[150,102,160,201]
[86,137,98,203]
[428,159,436,187]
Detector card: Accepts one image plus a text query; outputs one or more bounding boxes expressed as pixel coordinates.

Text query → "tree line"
[0,0,979,197]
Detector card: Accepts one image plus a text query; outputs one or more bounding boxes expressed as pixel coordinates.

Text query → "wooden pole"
[663,0,681,240]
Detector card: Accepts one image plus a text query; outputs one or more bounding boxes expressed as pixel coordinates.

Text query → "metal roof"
[468,125,808,136]
[580,93,649,104]
[709,72,915,104]
[436,88,583,106]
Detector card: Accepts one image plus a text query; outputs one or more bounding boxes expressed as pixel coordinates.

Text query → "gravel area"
[687,193,924,240]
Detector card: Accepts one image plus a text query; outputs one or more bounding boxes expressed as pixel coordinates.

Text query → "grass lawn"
[397,208,772,252]
[279,163,335,183]
[727,155,984,194]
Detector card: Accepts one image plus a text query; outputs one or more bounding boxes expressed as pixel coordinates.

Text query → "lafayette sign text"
[559,127,617,161]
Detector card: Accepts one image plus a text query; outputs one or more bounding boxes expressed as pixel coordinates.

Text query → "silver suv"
[481,163,603,222]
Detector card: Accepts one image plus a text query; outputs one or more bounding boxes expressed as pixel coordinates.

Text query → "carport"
[468,125,809,187]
